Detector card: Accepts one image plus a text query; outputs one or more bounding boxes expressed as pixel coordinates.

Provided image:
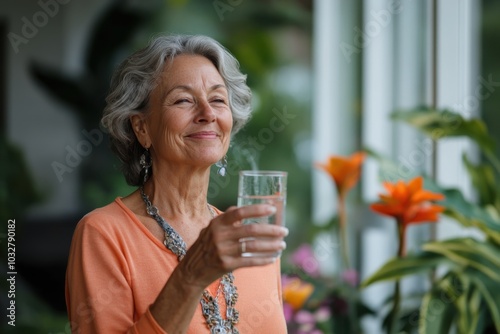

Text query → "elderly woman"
[65,34,288,333]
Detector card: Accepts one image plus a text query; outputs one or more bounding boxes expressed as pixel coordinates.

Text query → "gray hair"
[101,34,253,186]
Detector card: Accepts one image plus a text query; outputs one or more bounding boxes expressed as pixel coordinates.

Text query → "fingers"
[233,221,289,240]
[182,204,288,282]
[210,204,289,259]
[236,237,287,257]
[218,204,277,226]
[214,204,288,239]
[229,237,286,268]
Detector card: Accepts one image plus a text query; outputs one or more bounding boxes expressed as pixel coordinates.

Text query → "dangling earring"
[216,155,227,176]
[140,148,152,184]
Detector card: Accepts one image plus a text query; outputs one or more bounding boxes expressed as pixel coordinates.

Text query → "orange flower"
[315,152,366,197]
[370,176,445,227]
[282,277,314,311]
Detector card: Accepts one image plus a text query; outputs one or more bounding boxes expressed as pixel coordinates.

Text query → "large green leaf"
[462,153,499,208]
[422,181,500,245]
[391,108,496,154]
[0,139,42,222]
[467,268,500,333]
[423,238,500,281]
[361,252,445,288]
[455,277,482,334]
[392,108,500,173]
[445,209,500,246]
[28,64,95,115]
[418,274,456,334]
[420,257,500,333]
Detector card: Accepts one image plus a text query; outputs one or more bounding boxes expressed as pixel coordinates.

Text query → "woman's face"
[135,54,233,171]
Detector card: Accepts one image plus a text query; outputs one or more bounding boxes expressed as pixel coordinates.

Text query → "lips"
[186,131,219,139]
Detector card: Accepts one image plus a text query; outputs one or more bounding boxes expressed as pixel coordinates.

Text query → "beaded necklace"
[140,187,239,333]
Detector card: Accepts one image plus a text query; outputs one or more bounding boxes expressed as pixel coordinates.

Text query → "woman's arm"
[149,204,288,333]
[66,215,166,334]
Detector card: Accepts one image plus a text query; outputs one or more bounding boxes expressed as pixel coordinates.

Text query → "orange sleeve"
[65,214,166,334]
[276,258,284,307]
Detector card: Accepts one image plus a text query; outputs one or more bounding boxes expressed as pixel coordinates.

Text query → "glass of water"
[237,170,287,257]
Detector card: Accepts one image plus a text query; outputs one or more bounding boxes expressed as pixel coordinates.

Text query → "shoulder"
[74,198,135,237]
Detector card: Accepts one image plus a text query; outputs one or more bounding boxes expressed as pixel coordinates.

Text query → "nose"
[195,99,216,123]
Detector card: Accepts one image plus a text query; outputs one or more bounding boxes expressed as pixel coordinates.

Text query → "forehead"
[161,54,225,86]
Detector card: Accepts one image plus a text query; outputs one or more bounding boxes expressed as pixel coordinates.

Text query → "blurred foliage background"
[2,0,500,332]
[481,0,500,160]
[29,0,314,243]
[2,0,313,332]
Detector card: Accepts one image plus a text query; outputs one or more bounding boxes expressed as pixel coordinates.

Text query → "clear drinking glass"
[237,170,287,257]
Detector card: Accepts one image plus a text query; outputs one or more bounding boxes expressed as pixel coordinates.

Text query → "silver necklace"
[140,187,239,334]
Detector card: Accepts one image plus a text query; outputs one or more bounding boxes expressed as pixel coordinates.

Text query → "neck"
[141,167,212,224]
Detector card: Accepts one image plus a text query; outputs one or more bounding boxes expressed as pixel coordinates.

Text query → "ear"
[130,114,151,149]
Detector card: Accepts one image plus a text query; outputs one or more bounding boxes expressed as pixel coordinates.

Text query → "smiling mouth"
[186,131,219,139]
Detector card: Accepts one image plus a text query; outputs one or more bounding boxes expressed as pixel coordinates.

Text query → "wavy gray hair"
[101,34,253,186]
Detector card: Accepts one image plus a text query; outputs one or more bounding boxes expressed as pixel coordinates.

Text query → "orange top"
[65,198,287,333]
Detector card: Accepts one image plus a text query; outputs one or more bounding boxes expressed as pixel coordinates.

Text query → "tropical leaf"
[445,209,500,246]
[467,268,500,333]
[422,238,500,281]
[422,181,500,245]
[418,274,456,334]
[463,153,498,206]
[454,277,481,334]
[391,108,496,154]
[29,65,94,113]
[452,238,500,267]
[392,108,500,174]
[468,290,482,334]
[361,252,445,287]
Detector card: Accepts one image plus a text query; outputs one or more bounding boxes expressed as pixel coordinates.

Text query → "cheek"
[222,110,233,134]
[151,114,182,146]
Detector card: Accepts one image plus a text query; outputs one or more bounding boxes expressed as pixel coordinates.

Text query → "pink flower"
[298,328,323,334]
[341,269,359,287]
[283,302,294,322]
[314,306,331,322]
[290,244,320,277]
[295,310,315,324]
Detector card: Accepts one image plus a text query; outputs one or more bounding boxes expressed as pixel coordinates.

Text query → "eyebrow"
[164,84,227,98]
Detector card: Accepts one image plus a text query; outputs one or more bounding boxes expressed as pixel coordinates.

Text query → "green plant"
[0,138,42,223]
[362,108,500,334]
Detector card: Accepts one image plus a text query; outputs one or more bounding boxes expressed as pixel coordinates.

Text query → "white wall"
[312,0,360,275]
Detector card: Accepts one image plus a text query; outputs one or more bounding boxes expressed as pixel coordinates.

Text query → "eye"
[211,97,227,104]
[174,98,191,104]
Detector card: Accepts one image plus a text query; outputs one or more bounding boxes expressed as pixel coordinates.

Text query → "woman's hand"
[177,204,288,289]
